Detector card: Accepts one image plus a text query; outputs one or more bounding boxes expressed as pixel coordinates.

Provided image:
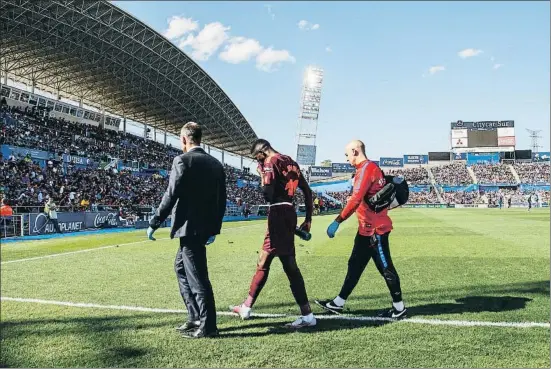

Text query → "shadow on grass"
[218,317,389,338]
[256,280,549,311]
[350,296,533,317]
[0,313,180,367]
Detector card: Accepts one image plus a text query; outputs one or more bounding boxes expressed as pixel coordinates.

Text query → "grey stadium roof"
[0,0,258,157]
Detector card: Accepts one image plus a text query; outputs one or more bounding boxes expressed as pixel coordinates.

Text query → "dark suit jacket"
[150,147,227,239]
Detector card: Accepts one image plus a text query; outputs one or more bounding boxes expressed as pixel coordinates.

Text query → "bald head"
[344,139,367,166]
[346,140,365,154]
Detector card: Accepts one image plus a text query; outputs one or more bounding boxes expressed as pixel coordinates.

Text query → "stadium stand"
[512,162,550,184]
[471,164,517,185]
[441,191,480,205]
[430,163,472,185]
[409,189,440,204]
[2,106,180,169]
[385,167,431,185]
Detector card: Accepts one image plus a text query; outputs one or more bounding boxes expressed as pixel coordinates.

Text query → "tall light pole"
[295,66,324,172]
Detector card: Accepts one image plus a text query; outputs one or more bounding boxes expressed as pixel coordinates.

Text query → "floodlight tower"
[526,128,542,154]
[295,66,324,170]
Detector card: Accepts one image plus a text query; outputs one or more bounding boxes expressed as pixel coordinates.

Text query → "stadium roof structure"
[0,0,258,157]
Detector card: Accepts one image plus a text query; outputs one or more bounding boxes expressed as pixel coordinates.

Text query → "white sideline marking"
[1,223,263,265]
[2,297,549,329]
[0,238,168,265]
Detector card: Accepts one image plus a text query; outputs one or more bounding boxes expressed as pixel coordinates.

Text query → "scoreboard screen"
[451,120,515,149]
[467,130,498,147]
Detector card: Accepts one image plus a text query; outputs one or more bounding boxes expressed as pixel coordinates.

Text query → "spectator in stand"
[431,163,472,186]
[440,191,479,205]
[471,164,516,185]
[1,105,180,170]
[513,162,550,184]
[386,167,430,185]
[80,196,90,211]
[1,198,13,217]
[408,189,439,204]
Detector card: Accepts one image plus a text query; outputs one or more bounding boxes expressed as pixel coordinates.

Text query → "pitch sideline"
[1,223,264,265]
[1,297,549,329]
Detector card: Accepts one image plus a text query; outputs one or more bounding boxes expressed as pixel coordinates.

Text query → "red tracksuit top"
[339,160,393,236]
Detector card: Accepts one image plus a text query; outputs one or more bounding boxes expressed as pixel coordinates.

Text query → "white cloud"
[265,4,275,20]
[297,20,319,31]
[162,16,199,40]
[493,63,503,70]
[428,65,445,75]
[179,22,230,60]
[219,37,263,64]
[458,48,483,59]
[256,47,296,72]
[325,46,332,53]
[163,13,294,71]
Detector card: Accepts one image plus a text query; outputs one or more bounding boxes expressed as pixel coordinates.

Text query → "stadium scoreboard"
[450,120,515,152]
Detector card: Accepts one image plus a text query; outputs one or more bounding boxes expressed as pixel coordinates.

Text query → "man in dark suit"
[147,122,227,339]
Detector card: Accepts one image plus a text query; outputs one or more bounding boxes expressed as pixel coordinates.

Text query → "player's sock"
[243,295,254,308]
[302,312,315,322]
[333,296,346,307]
[393,300,405,311]
[246,265,270,308]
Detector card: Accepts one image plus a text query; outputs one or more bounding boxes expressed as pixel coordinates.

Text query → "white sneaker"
[229,304,251,320]
[285,315,317,329]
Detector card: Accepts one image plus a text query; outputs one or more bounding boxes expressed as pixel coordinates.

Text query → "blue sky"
[114,1,550,164]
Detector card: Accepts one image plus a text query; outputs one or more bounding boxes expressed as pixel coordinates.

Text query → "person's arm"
[297,171,313,223]
[218,168,227,224]
[149,156,185,229]
[260,160,277,203]
[336,164,373,223]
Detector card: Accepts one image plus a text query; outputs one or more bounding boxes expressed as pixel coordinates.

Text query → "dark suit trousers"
[174,236,217,333]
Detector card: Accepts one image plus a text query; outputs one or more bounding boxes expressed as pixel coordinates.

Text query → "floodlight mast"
[295,66,324,176]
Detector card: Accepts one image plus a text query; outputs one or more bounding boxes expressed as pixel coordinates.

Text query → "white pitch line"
[2,297,549,329]
[1,238,169,265]
[1,223,264,265]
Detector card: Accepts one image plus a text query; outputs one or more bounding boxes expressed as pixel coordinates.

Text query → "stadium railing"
[1,215,25,238]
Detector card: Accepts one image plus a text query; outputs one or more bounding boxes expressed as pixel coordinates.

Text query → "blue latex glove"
[327,221,340,238]
[147,226,156,241]
[206,235,216,246]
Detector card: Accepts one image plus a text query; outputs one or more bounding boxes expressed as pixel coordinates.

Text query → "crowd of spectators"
[441,191,480,205]
[471,164,516,185]
[385,167,430,185]
[0,154,317,216]
[326,191,349,205]
[1,155,167,215]
[2,104,550,217]
[513,162,550,184]
[430,163,472,185]
[1,105,180,170]
[408,189,439,204]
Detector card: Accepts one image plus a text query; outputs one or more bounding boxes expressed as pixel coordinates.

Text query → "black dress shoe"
[175,321,200,332]
[181,328,219,339]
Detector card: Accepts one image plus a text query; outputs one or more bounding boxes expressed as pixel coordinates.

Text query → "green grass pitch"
[1,208,550,368]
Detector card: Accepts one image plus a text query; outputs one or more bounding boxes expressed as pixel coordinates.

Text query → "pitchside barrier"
[402,203,549,209]
[7,203,545,238]
[27,211,121,235]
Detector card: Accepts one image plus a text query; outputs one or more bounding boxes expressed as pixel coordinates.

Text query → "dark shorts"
[262,204,297,256]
